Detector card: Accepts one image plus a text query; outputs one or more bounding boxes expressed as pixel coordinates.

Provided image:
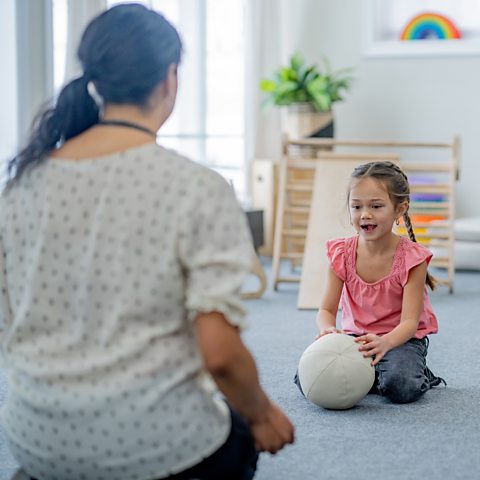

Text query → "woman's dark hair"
[7,3,182,184]
[349,161,437,290]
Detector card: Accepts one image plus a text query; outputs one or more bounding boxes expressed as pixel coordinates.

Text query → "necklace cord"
[97,119,157,139]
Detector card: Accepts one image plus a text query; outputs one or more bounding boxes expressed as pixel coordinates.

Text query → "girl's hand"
[355,334,392,366]
[315,326,345,340]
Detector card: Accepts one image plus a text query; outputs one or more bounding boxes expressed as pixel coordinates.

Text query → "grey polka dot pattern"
[0,143,253,479]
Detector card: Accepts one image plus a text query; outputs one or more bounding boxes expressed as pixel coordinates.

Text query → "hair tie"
[86,80,104,111]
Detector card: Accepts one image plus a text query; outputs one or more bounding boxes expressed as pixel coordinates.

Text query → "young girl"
[316,161,445,404]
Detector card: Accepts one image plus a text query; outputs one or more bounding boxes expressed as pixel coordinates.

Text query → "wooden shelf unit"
[271,137,460,303]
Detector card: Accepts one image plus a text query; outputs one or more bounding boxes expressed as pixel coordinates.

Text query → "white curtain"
[244,0,311,164]
[65,0,107,81]
[244,0,282,164]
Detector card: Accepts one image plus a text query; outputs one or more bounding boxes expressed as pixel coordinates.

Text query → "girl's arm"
[385,260,427,346]
[315,267,344,336]
[357,261,427,365]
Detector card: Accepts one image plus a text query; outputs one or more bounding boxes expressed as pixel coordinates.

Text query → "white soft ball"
[298,333,375,410]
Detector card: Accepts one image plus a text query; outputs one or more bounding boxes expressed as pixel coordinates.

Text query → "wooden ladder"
[271,144,319,289]
[272,137,460,297]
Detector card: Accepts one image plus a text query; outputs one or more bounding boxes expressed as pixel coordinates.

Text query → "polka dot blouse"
[0,143,253,480]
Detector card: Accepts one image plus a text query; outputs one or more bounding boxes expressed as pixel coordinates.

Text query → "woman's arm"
[196,311,294,453]
[315,267,344,336]
[357,261,427,365]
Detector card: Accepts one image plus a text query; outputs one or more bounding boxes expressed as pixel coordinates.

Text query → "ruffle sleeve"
[326,238,346,281]
[401,240,433,286]
[178,169,252,330]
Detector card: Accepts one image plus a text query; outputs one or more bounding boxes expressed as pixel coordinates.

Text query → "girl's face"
[349,177,406,241]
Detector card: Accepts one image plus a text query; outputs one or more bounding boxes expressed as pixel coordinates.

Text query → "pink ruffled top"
[326,235,438,339]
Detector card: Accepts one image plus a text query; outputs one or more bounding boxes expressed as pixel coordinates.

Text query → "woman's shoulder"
[152,145,227,183]
[147,146,238,210]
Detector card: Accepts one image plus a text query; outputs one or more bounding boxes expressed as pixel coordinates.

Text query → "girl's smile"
[361,223,377,233]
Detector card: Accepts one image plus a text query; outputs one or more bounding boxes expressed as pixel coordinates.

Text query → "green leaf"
[290,52,304,72]
[259,79,276,92]
[302,67,318,85]
[307,76,328,94]
[276,80,298,95]
[311,92,331,111]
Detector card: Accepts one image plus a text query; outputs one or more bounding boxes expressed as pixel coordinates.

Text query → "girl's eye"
[350,205,360,210]
[373,205,383,209]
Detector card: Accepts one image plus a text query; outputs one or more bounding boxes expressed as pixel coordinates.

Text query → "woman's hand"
[249,402,295,454]
[355,334,393,366]
[315,326,344,340]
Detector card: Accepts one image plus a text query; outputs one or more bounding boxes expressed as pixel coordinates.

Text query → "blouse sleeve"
[178,169,253,329]
[401,241,433,286]
[326,238,346,281]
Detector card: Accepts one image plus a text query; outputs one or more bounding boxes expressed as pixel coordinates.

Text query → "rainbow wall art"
[400,12,461,40]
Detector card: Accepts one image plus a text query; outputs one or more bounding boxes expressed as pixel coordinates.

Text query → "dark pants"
[374,337,445,403]
[165,407,258,480]
[295,337,445,405]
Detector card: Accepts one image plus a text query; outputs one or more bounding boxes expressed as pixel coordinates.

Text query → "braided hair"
[350,161,436,290]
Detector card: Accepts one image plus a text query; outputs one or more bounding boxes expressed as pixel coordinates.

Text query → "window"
[53,0,67,91]
[365,0,480,56]
[54,0,246,200]
[0,0,18,165]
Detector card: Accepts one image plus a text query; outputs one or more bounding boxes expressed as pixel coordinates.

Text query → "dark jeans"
[374,337,445,403]
[295,336,445,405]
[164,406,258,480]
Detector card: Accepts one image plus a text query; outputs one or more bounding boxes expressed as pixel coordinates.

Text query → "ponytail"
[8,3,183,186]
[7,74,99,186]
[403,211,437,291]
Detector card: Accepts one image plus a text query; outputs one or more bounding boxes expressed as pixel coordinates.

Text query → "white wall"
[0,0,18,164]
[292,0,480,218]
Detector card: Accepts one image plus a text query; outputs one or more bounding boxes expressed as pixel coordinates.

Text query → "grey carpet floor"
[1,262,480,480]
[243,265,480,480]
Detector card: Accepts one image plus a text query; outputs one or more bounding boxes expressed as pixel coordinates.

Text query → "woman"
[0,4,294,480]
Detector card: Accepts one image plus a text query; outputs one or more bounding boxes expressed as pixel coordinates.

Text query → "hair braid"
[405,210,438,290]
[402,211,417,243]
[398,170,437,290]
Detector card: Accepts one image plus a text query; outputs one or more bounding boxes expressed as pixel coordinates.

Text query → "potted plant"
[260,52,353,138]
